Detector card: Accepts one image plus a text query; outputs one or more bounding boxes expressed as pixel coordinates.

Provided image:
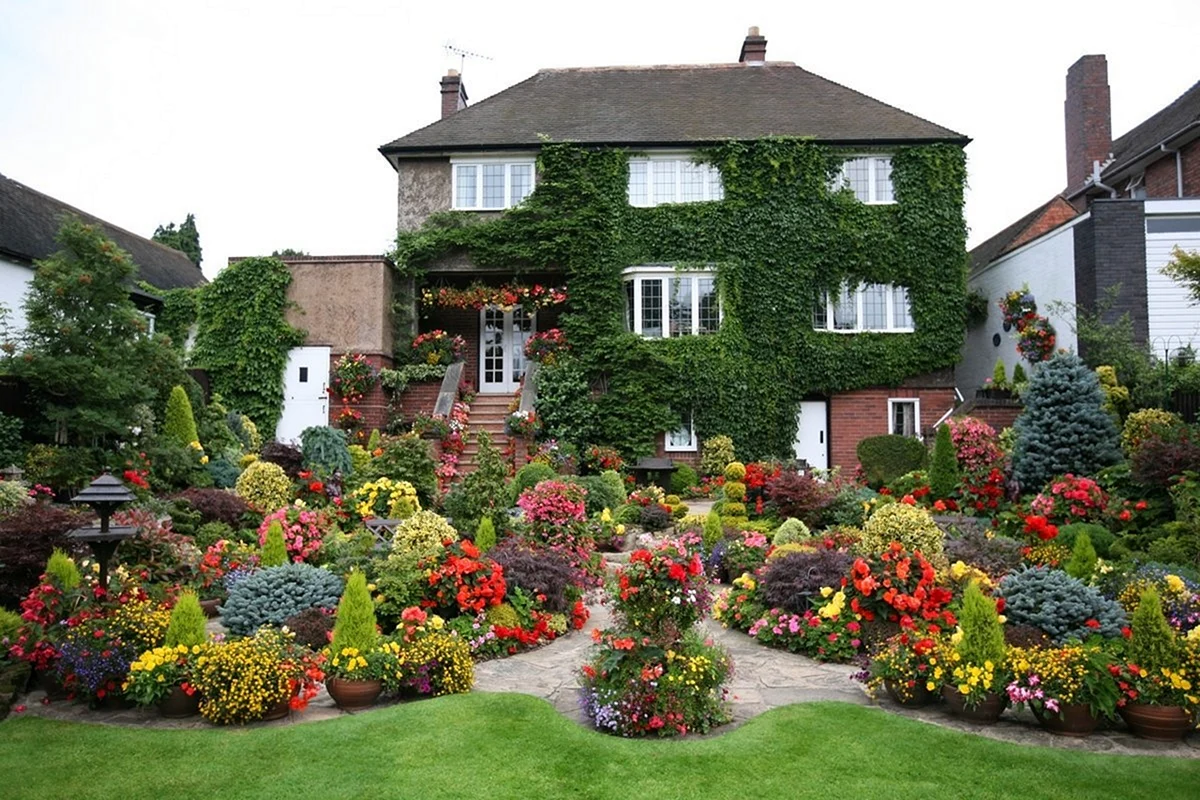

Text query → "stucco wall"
[0,256,33,338]
[397,159,452,232]
[285,257,394,356]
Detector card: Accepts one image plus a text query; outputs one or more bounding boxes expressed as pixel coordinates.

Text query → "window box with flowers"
[411,330,467,366]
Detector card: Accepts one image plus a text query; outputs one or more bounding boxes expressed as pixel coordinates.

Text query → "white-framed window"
[888,398,921,438]
[665,411,697,452]
[628,156,724,207]
[834,156,894,204]
[452,158,536,210]
[624,267,720,338]
[812,283,913,333]
[136,310,156,337]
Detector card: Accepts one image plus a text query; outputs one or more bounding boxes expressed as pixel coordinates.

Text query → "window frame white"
[623,266,721,338]
[451,156,537,211]
[665,410,697,452]
[834,155,895,205]
[813,282,914,333]
[888,398,921,439]
[628,154,724,207]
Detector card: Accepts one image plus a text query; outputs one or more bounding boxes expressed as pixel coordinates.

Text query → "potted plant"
[935,581,1009,723]
[867,629,940,707]
[1006,643,1119,736]
[124,643,206,718]
[192,628,322,724]
[1113,588,1199,741]
[323,571,389,711]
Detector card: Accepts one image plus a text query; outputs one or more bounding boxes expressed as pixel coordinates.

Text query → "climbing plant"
[192,257,305,434]
[391,139,967,459]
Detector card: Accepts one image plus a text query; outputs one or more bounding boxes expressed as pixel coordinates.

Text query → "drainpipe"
[1160,144,1184,198]
[1089,160,1118,199]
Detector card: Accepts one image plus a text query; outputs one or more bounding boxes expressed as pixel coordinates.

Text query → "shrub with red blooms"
[1022,514,1059,541]
[765,469,837,527]
[420,539,506,615]
[959,467,1006,515]
[946,416,1006,474]
[0,505,89,607]
[614,539,710,641]
[1030,474,1108,526]
[171,488,251,528]
[845,542,955,630]
[517,480,587,527]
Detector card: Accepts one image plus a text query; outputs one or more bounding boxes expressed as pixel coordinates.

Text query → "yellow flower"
[820,586,834,598]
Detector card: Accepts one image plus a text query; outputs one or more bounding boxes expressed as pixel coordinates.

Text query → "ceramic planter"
[157,684,201,718]
[1032,703,1101,737]
[326,677,383,711]
[941,685,1008,724]
[884,679,936,708]
[1119,703,1195,742]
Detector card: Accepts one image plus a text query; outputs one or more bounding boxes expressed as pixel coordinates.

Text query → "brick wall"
[955,397,1024,432]
[424,308,481,390]
[1079,200,1148,348]
[829,386,958,471]
[397,381,441,421]
[1143,139,1200,198]
[653,433,702,470]
[328,352,393,435]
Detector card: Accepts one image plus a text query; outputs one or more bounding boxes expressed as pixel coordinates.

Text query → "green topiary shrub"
[857,435,928,489]
[261,520,288,567]
[699,435,735,477]
[772,518,811,546]
[1127,587,1181,673]
[928,424,960,500]
[1064,530,1098,581]
[195,521,236,550]
[599,470,627,506]
[219,563,344,637]
[956,581,1006,667]
[510,462,557,505]
[391,510,458,562]
[301,426,352,478]
[45,548,80,590]
[1012,353,1120,491]
[721,502,747,518]
[992,359,1008,390]
[614,503,642,525]
[1056,522,1115,559]
[724,462,746,483]
[998,566,1127,643]
[234,460,292,513]
[329,571,379,655]
[165,591,208,648]
[861,503,944,562]
[671,464,699,495]
[163,385,200,449]
[347,444,371,480]
[703,508,723,552]
[475,517,496,553]
[724,481,747,502]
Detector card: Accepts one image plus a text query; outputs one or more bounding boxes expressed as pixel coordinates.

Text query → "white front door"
[275,346,331,443]
[794,400,828,469]
[480,307,534,393]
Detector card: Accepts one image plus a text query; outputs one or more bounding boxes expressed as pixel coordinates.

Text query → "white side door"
[479,307,534,393]
[793,400,828,469]
[275,346,331,443]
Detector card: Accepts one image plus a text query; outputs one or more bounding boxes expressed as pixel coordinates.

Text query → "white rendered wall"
[1145,200,1200,355]
[0,256,33,340]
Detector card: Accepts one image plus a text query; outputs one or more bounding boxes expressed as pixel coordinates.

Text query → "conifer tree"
[956,581,1006,667]
[928,424,960,500]
[329,571,379,655]
[163,385,200,448]
[1065,530,1097,581]
[261,520,288,567]
[165,591,208,647]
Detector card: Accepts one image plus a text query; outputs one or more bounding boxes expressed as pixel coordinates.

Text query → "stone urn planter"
[326,677,383,711]
[885,679,936,708]
[1119,703,1195,742]
[1032,703,1101,737]
[941,686,1008,724]
[158,685,201,718]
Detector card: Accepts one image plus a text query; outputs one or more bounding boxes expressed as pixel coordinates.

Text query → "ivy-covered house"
[378,28,970,469]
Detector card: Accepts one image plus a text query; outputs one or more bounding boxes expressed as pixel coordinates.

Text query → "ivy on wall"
[390,139,967,459]
[191,257,306,433]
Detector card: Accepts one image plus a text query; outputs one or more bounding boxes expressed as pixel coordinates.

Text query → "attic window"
[628,156,724,207]
[835,156,894,204]
[452,158,535,210]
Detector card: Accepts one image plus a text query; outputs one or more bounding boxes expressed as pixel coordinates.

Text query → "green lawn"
[0,695,1192,799]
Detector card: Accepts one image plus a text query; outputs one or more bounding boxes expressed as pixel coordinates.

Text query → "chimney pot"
[1064,54,1112,193]
[440,70,468,119]
[739,26,767,64]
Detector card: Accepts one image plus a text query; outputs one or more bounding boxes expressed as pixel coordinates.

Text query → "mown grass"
[0,695,1192,799]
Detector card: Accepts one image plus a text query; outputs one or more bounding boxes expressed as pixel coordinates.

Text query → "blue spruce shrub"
[219,563,344,637]
[997,565,1126,643]
[1012,353,1120,491]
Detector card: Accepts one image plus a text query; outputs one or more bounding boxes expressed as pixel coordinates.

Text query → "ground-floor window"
[888,398,920,438]
[665,410,697,452]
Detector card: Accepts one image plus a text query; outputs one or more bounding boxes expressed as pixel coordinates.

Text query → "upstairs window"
[624,268,720,338]
[813,283,913,333]
[452,159,535,210]
[835,156,894,204]
[628,157,724,207]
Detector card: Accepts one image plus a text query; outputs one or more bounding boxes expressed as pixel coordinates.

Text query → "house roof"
[0,172,206,291]
[1103,79,1200,181]
[380,63,968,156]
[968,196,1080,274]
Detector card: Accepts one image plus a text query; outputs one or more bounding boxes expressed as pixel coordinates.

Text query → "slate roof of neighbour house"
[381,63,968,155]
[968,196,1080,274]
[0,172,206,291]
[1103,79,1200,180]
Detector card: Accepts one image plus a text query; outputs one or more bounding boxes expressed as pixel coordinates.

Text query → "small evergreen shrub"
[599,470,627,506]
[1012,353,1121,490]
[857,435,928,489]
[347,444,371,479]
[724,481,747,502]
[1064,530,1098,581]
[759,550,854,614]
[510,462,557,505]
[475,517,497,553]
[391,510,457,562]
[165,591,208,648]
[720,502,747,519]
[329,571,379,654]
[1011,363,1028,387]
[957,581,1006,667]
[861,503,943,561]
[991,359,1008,389]
[0,606,22,642]
[235,460,292,513]
[928,424,960,500]
[671,464,699,495]
[998,566,1127,643]
[195,521,236,550]
[300,426,352,478]
[219,563,344,637]
[772,518,811,546]
[260,520,288,567]
[699,435,735,477]
[575,475,623,516]
[163,385,200,449]
[724,462,747,483]
[1127,588,1181,673]
[45,548,81,590]
[1121,408,1182,457]
[1056,522,1115,559]
[702,509,723,552]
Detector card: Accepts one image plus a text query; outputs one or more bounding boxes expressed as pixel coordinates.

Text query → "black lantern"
[69,472,138,591]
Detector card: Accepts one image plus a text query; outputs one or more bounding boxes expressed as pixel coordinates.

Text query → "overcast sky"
[2,0,1198,280]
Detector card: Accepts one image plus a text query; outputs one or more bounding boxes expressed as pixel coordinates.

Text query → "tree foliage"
[1161,246,1200,304]
[152,213,202,267]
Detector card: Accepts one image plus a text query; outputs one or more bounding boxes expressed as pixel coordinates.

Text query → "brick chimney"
[1064,54,1112,191]
[440,69,468,119]
[738,26,767,64]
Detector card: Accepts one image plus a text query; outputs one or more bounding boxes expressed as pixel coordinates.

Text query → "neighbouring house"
[0,171,206,340]
[357,27,971,471]
[961,56,1200,408]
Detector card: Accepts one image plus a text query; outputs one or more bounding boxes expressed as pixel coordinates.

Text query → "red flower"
[1118,510,1131,522]
[1134,500,1148,511]
[1085,618,1100,629]
[933,500,947,512]
[668,562,686,582]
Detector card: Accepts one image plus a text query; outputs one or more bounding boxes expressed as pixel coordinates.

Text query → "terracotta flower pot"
[158,685,202,718]
[885,679,936,708]
[200,599,222,619]
[326,677,383,711]
[941,685,1008,724]
[1119,703,1195,742]
[261,699,291,721]
[1032,703,1101,737]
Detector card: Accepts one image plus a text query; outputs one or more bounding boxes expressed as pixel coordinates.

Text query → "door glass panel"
[483,308,505,386]
[511,308,533,382]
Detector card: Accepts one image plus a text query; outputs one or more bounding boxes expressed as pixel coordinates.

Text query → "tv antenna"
[444,42,493,74]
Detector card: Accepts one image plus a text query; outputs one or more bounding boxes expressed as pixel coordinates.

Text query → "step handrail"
[432,361,464,418]
[518,360,538,414]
